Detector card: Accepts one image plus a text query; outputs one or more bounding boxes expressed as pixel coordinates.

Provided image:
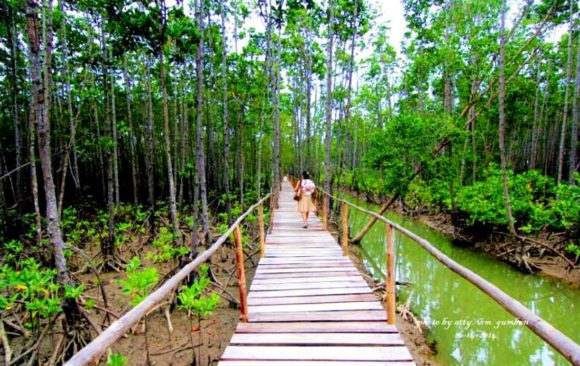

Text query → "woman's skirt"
[297,194,316,213]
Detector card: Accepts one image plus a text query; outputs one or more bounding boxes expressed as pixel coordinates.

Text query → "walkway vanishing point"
[219,178,415,365]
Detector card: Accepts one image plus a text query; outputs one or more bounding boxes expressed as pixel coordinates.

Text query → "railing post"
[322,194,328,231]
[341,202,349,256]
[258,203,266,258]
[268,194,275,233]
[385,223,396,325]
[233,225,248,322]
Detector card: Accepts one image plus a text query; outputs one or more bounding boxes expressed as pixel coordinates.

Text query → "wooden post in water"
[341,202,349,256]
[385,223,396,325]
[233,226,248,322]
[258,203,266,257]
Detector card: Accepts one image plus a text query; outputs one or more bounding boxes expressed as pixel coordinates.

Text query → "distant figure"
[294,171,316,228]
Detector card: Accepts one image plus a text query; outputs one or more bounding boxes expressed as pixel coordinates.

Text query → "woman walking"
[294,171,316,228]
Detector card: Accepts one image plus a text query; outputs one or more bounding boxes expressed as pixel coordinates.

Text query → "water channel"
[341,194,579,365]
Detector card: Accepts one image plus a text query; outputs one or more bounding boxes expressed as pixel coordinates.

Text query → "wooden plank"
[249,301,384,313]
[252,276,369,285]
[248,288,372,299]
[253,271,361,280]
[250,281,368,291]
[257,263,356,270]
[219,361,415,366]
[247,294,378,305]
[236,321,398,333]
[230,333,405,346]
[249,310,387,322]
[221,346,413,361]
[256,267,354,274]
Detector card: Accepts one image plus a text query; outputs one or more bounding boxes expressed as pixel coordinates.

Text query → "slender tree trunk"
[101,28,117,268]
[557,0,574,185]
[124,56,139,205]
[324,0,334,221]
[271,3,282,207]
[57,11,79,214]
[221,0,231,219]
[498,0,517,236]
[569,35,580,183]
[4,0,22,207]
[110,50,120,205]
[26,0,81,328]
[145,56,156,217]
[530,59,541,170]
[159,0,182,246]
[195,0,210,242]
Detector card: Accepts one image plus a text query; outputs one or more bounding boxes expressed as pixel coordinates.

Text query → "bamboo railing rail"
[318,188,580,366]
[64,193,272,366]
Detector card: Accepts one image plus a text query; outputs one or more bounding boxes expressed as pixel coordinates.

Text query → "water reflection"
[342,195,579,366]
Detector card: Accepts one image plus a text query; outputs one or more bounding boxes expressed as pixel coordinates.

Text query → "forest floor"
[84,239,258,366]
[65,230,261,366]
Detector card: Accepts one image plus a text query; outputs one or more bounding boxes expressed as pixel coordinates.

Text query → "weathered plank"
[250,281,368,291]
[247,294,378,305]
[248,288,373,298]
[235,321,398,333]
[221,346,413,361]
[248,301,384,313]
[249,310,387,322]
[230,333,405,345]
[219,362,415,366]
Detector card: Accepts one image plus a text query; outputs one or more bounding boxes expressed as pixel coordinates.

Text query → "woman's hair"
[302,171,310,180]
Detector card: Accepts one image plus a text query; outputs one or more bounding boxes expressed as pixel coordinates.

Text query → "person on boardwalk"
[294,171,316,228]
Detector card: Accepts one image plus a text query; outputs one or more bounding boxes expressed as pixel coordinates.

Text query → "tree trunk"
[498,0,517,236]
[101,28,117,268]
[145,56,156,218]
[557,0,574,185]
[124,56,139,205]
[196,0,210,243]
[221,0,231,219]
[324,0,334,222]
[4,0,22,207]
[26,0,81,329]
[271,4,282,208]
[569,35,580,183]
[159,0,182,247]
[530,58,541,170]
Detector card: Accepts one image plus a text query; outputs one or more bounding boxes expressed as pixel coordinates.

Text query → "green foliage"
[456,166,579,235]
[146,227,189,263]
[118,257,158,306]
[106,353,128,366]
[0,258,63,322]
[178,264,220,318]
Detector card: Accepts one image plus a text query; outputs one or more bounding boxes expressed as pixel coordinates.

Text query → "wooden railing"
[64,193,272,366]
[318,188,580,366]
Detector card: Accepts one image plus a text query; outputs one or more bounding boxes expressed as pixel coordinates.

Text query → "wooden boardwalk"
[219,179,415,365]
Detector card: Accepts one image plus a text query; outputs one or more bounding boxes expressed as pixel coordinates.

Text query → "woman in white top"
[294,171,316,228]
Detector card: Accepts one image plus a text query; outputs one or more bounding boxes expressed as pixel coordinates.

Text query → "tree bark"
[221,0,231,219]
[569,35,580,183]
[145,56,156,217]
[556,0,574,185]
[498,0,517,236]
[123,56,139,205]
[159,0,182,247]
[324,0,334,223]
[26,0,81,328]
[196,0,210,243]
[4,0,22,207]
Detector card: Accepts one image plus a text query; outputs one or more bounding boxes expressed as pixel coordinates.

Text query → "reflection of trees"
[345,193,576,365]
